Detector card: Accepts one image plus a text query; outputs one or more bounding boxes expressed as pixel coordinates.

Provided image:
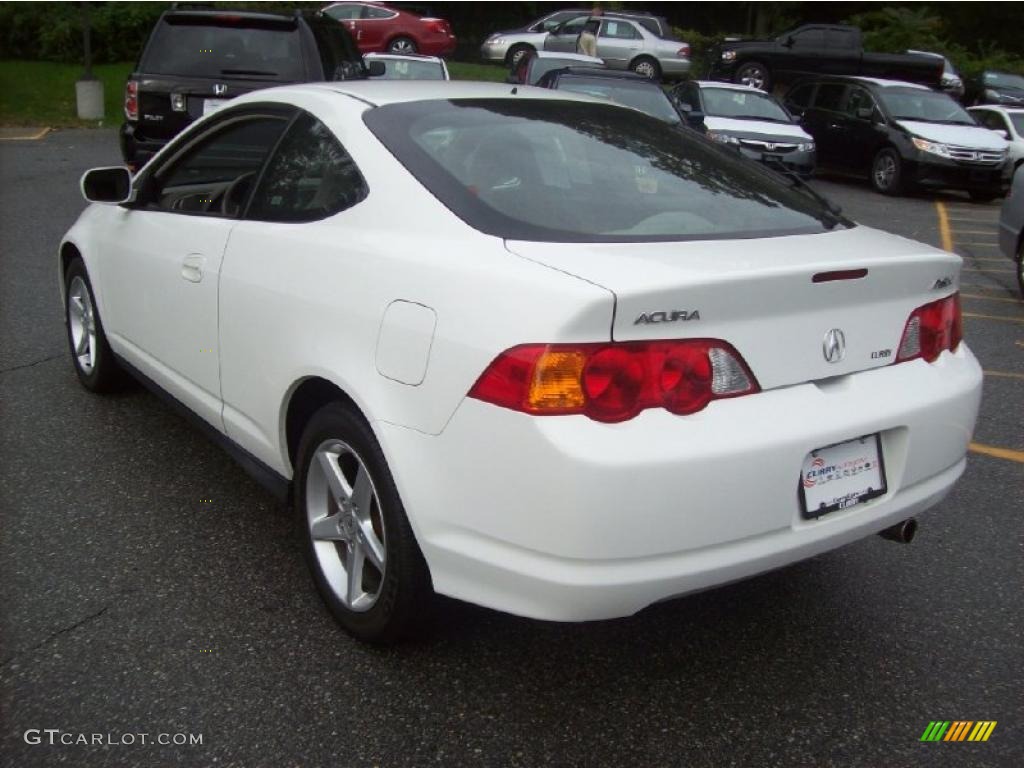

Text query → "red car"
[322,2,456,57]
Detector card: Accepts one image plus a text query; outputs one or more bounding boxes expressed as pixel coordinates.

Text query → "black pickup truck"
[708,25,943,92]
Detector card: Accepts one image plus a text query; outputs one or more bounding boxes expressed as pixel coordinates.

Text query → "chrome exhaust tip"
[879,518,917,544]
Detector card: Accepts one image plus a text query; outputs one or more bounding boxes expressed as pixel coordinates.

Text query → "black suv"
[121,8,365,168]
[784,76,1011,199]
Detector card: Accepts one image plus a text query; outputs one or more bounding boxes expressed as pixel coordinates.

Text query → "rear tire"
[63,257,129,392]
[387,36,417,54]
[295,402,432,644]
[630,56,661,80]
[870,148,904,195]
[734,61,771,91]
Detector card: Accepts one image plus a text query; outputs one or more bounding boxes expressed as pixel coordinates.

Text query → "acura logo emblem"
[213,84,227,96]
[823,329,846,363]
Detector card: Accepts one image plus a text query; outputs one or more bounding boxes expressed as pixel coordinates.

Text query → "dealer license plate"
[203,98,228,116]
[799,434,886,519]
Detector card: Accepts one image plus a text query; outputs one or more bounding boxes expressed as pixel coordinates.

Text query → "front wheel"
[64,257,128,392]
[387,36,417,54]
[734,61,771,91]
[505,43,533,69]
[870,148,904,195]
[630,57,661,80]
[295,403,432,643]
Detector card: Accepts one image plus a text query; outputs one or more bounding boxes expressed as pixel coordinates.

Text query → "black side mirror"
[81,167,133,204]
[367,60,386,77]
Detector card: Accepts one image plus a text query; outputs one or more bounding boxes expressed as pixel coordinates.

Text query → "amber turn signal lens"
[528,350,587,410]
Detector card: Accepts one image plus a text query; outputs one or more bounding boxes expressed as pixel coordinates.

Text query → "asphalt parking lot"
[1,129,1022,768]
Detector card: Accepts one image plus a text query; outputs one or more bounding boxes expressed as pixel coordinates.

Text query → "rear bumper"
[376,346,982,621]
[657,57,692,78]
[907,155,1011,194]
[480,40,510,63]
[419,35,457,57]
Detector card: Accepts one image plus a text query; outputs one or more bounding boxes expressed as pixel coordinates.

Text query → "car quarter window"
[147,115,290,216]
[845,87,877,117]
[600,20,640,39]
[792,28,826,47]
[814,83,846,112]
[246,112,368,222]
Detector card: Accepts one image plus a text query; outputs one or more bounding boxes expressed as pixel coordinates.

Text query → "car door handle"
[182,254,204,283]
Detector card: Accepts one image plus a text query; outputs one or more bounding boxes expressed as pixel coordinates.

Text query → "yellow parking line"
[961,293,1023,303]
[964,312,1024,323]
[984,370,1024,380]
[0,126,50,141]
[935,201,954,251]
[970,443,1024,463]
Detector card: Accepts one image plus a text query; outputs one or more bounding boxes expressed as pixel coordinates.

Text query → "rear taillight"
[423,18,449,34]
[124,80,138,121]
[468,340,759,423]
[896,293,962,364]
[677,44,691,58]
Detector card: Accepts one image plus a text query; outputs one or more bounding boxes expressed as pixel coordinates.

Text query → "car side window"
[786,83,815,112]
[556,17,588,36]
[845,87,877,118]
[826,29,857,49]
[247,112,368,222]
[147,115,290,216]
[600,21,640,40]
[791,28,826,48]
[815,83,846,112]
[675,83,701,111]
[324,4,360,21]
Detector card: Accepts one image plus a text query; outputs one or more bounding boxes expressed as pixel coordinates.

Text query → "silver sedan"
[542,16,690,80]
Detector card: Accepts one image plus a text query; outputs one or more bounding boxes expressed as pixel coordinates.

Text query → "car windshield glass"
[371,58,445,80]
[143,17,303,80]
[701,88,791,122]
[1010,113,1024,135]
[878,89,974,125]
[364,99,845,243]
[983,72,1024,90]
[553,77,680,124]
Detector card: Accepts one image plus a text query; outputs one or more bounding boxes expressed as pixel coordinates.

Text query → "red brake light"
[125,80,138,121]
[677,44,691,58]
[468,340,759,423]
[423,18,448,34]
[896,293,962,364]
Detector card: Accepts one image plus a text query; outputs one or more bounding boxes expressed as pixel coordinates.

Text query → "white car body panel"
[61,82,983,622]
[895,119,1009,150]
[702,116,812,142]
[968,106,1024,166]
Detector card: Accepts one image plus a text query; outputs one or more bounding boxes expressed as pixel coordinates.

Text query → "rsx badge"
[634,310,701,325]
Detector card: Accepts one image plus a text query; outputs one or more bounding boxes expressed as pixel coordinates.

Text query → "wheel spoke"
[70,295,85,319]
[75,331,89,355]
[346,544,365,605]
[356,518,385,572]
[317,450,352,504]
[351,465,373,514]
[310,513,345,541]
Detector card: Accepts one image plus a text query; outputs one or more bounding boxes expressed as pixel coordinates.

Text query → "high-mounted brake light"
[469,340,759,423]
[124,80,139,121]
[896,293,962,364]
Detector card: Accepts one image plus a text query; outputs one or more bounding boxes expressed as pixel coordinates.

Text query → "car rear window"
[141,15,304,81]
[553,76,680,124]
[365,99,844,243]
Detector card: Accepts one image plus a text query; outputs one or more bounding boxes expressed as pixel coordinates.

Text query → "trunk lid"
[506,226,961,390]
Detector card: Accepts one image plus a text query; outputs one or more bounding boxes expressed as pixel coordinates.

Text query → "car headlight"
[721,50,737,62]
[707,131,740,146]
[797,141,815,152]
[487,36,505,45]
[912,137,954,158]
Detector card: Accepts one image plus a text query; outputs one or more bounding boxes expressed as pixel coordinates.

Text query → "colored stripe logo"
[920,721,997,742]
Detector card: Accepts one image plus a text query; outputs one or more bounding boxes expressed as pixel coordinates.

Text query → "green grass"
[0,59,508,127]
[0,60,133,127]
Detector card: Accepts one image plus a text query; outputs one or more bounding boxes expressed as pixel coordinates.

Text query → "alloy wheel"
[68,275,96,375]
[738,65,766,90]
[633,60,657,79]
[874,154,896,190]
[306,439,387,612]
[389,38,416,54]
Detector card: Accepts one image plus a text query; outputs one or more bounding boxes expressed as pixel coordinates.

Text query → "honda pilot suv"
[121,8,365,169]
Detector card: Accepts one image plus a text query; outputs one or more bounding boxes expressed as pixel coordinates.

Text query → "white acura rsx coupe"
[62,81,982,643]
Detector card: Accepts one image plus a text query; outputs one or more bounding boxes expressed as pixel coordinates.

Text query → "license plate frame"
[798,434,887,519]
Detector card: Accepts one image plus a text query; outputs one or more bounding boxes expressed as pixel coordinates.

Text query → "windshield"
[1010,113,1024,135]
[702,88,792,122]
[364,99,844,243]
[553,76,680,124]
[144,17,303,80]
[370,58,445,80]
[984,72,1024,90]
[878,88,974,125]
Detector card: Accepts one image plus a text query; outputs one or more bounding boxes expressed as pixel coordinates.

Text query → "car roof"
[534,52,604,63]
[236,81,606,109]
[364,52,443,63]
[847,76,931,90]
[694,80,766,93]
[553,68,652,83]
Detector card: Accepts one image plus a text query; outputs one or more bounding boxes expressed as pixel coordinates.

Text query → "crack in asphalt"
[0,352,64,376]
[1,605,109,669]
